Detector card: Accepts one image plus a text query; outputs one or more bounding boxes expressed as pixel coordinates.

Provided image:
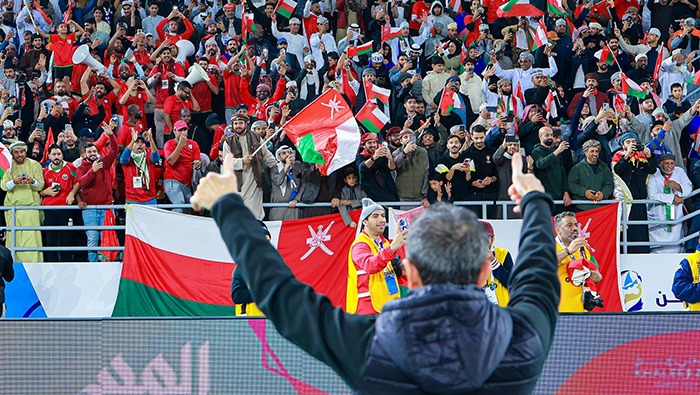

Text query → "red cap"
[173,120,188,131]
[361,133,378,144]
[481,221,494,237]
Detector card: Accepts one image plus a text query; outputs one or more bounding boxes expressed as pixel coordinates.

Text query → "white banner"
[619,254,687,312]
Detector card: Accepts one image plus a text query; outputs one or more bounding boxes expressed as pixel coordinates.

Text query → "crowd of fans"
[0,0,699,262]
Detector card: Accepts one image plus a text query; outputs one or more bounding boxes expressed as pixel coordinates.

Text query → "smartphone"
[43,102,50,113]
[398,218,410,232]
[64,124,73,133]
[111,114,119,124]
[505,114,514,123]
[603,103,610,111]
[635,144,645,151]
[486,106,497,113]
[382,141,389,148]
[36,122,44,133]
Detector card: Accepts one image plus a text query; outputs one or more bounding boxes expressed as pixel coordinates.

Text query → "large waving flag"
[497,0,546,17]
[621,73,646,99]
[112,205,360,316]
[283,89,361,175]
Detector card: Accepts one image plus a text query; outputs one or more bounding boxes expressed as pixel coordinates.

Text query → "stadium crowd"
[0,0,699,262]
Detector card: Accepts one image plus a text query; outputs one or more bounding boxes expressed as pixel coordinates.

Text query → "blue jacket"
[672,250,700,304]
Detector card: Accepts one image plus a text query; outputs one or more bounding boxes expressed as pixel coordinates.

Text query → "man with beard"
[385,127,402,151]
[566,73,610,118]
[156,9,195,44]
[617,27,668,77]
[238,66,287,119]
[605,36,632,73]
[481,70,524,119]
[659,49,694,102]
[19,33,49,76]
[493,134,529,216]
[164,120,201,213]
[393,129,429,206]
[437,134,471,201]
[40,99,70,142]
[76,123,118,262]
[465,125,498,218]
[626,53,652,85]
[271,15,310,72]
[531,127,572,212]
[61,128,81,162]
[271,38,301,80]
[191,57,220,128]
[51,80,79,120]
[79,72,122,124]
[118,104,145,148]
[84,18,109,52]
[493,49,557,93]
[567,139,614,211]
[40,144,81,262]
[163,81,199,142]
[148,45,186,147]
[356,133,399,202]
[120,129,161,205]
[113,0,142,37]
[1,141,44,262]
[35,20,84,86]
[73,89,106,133]
[555,211,602,312]
[222,114,277,219]
[119,77,155,133]
[346,198,408,315]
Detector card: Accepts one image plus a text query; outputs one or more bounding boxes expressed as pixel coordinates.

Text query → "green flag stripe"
[112,279,233,317]
[297,133,325,164]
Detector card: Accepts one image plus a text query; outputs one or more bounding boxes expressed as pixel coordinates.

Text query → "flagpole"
[25,0,37,27]
[251,127,282,156]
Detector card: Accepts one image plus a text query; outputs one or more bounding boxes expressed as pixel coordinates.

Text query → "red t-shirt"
[163,95,194,135]
[303,13,319,40]
[209,125,227,160]
[120,90,149,131]
[117,121,144,147]
[148,61,186,107]
[42,162,78,206]
[410,1,429,30]
[163,138,200,185]
[85,90,117,123]
[223,70,242,109]
[192,72,218,113]
[122,149,158,202]
[48,33,80,67]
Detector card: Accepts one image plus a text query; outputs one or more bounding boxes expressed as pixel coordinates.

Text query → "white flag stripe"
[326,116,362,175]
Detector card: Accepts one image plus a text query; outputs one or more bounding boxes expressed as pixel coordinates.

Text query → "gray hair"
[554,211,576,229]
[406,204,488,285]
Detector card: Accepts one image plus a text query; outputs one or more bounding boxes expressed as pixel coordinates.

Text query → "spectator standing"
[567,140,614,211]
[164,120,201,213]
[76,125,118,262]
[40,144,81,262]
[531,127,572,212]
[269,145,302,221]
[1,141,44,262]
[356,133,399,202]
[120,129,160,205]
[646,153,693,253]
[393,129,429,206]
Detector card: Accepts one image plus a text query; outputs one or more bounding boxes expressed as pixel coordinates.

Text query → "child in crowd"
[427,173,452,204]
[339,167,365,228]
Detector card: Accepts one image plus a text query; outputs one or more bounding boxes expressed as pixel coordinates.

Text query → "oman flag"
[113,205,361,316]
[357,100,390,133]
[596,47,615,65]
[241,12,256,42]
[363,80,390,105]
[621,73,646,99]
[347,41,373,57]
[547,0,567,15]
[689,69,700,85]
[275,0,297,19]
[531,20,549,51]
[381,25,402,42]
[497,0,546,17]
[0,143,11,178]
[284,89,361,175]
[544,89,558,119]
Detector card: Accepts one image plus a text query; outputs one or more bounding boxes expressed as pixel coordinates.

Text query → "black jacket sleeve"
[505,191,559,354]
[230,266,254,305]
[212,194,376,390]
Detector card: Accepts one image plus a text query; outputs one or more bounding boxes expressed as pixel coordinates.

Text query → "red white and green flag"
[438,87,457,113]
[363,80,390,104]
[347,41,373,57]
[447,0,463,14]
[690,69,700,85]
[356,100,390,133]
[531,20,549,51]
[113,205,360,316]
[381,25,402,42]
[621,73,646,99]
[547,0,567,15]
[275,0,297,19]
[497,0,546,17]
[653,49,664,81]
[284,89,361,175]
[241,12,256,41]
[544,89,558,119]
[0,144,11,179]
[596,47,615,65]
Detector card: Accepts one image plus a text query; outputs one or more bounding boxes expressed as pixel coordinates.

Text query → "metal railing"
[1,189,699,259]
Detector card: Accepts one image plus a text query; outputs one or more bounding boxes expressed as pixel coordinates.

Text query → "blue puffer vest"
[358,284,546,394]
